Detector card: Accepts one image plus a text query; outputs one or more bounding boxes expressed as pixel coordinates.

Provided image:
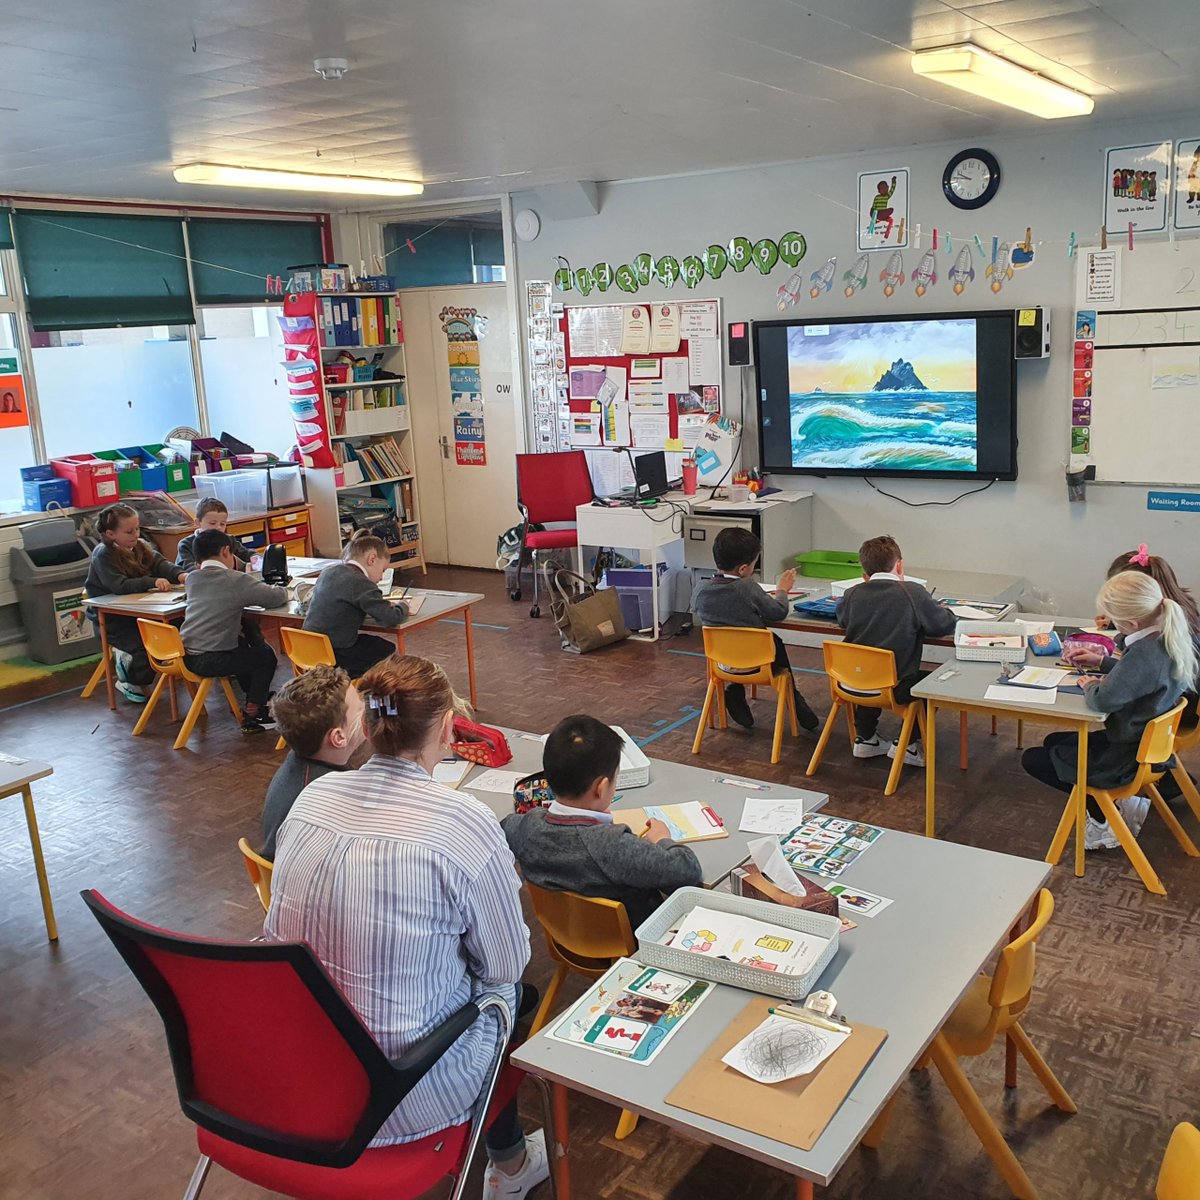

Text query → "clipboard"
[665,997,887,1150]
[612,802,729,843]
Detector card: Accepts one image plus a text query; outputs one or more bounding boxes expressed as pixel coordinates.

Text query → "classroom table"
[911,655,1107,879]
[464,727,827,888]
[0,753,58,941]
[85,584,486,710]
[512,818,1051,1200]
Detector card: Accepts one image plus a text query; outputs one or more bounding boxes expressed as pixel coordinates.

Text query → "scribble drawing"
[743,1022,828,1081]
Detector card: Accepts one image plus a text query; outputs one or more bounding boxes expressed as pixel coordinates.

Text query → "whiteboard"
[1075,240,1200,483]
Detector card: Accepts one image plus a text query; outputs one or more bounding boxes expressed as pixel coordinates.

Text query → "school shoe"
[483,1129,549,1200]
[1084,815,1120,851]
[1117,795,1150,838]
[115,680,148,704]
[723,685,754,729]
[240,711,277,734]
[887,739,925,767]
[852,735,889,759]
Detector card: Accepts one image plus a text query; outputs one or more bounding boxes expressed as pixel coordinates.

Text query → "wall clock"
[943,148,1001,210]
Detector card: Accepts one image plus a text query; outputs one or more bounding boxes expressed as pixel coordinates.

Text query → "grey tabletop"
[0,753,53,793]
[464,727,828,888]
[512,824,1050,1187]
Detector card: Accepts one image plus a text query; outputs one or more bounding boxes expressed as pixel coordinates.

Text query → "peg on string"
[915,223,922,249]
[1067,232,1076,258]
[1100,225,1108,249]
[974,234,985,256]
[932,228,938,251]
[406,238,416,254]
[1127,222,1134,251]
[991,236,998,265]
[1023,227,1033,253]
[897,217,905,244]
[945,232,953,254]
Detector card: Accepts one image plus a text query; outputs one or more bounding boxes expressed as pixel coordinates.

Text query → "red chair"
[514,450,594,618]
[81,889,542,1200]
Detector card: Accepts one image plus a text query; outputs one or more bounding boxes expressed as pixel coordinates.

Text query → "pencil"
[639,822,651,838]
[767,1005,849,1033]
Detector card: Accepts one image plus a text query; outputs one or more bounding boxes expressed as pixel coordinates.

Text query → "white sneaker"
[887,739,925,767]
[1117,795,1150,838]
[853,735,889,759]
[1084,815,1120,851]
[483,1129,549,1200]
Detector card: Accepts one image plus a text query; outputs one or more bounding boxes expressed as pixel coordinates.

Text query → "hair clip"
[368,694,399,716]
[1130,543,1151,567]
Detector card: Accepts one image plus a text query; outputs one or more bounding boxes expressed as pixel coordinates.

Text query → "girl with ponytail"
[1022,571,1196,851]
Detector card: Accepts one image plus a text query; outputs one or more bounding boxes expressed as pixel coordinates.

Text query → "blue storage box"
[19,464,54,482]
[117,446,168,493]
[23,477,73,511]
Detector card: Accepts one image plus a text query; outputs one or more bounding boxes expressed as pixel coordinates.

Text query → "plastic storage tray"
[612,725,651,789]
[954,620,1027,663]
[195,469,271,515]
[634,887,840,1000]
[794,550,861,580]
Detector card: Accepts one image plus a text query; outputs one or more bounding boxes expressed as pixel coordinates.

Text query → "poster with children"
[1105,142,1169,234]
[551,959,711,1064]
[857,168,909,251]
[779,815,885,879]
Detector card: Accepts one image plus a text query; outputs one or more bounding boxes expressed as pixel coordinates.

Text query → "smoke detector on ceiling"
[313,57,349,81]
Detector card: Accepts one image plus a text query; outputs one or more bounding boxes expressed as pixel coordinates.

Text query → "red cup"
[682,461,698,495]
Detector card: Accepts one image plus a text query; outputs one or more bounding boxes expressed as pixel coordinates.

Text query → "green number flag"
[751,238,779,275]
[593,262,613,292]
[655,255,680,288]
[554,267,573,291]
[633,253,654,287]
[682,255,705,289]
[703,244,728,279]
[778,231,807,267]
[727,236,753,273]
[614,264,638,293]
[574,267,594,296]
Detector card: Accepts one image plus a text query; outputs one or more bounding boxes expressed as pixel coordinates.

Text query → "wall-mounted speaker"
[1014,307,1050,359]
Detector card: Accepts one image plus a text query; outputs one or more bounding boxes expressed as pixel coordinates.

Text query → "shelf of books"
[289,290,426,574]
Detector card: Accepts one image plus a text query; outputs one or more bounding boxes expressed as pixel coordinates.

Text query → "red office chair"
[81,889,534,1200]
[514,450,595,618]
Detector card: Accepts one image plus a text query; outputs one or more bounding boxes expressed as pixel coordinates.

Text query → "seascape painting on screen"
[787,319,977,471]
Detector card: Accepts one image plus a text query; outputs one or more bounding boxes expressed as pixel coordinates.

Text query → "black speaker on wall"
[1014,307,1050,359]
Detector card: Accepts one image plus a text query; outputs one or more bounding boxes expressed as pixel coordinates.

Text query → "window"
[199,306,297,458]
[382,215,506,288]
[0,312,34,511]
[31,324,199,460]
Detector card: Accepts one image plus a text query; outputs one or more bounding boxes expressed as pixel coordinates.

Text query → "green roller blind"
[14,210,194,331]
[189,217,324,305]
[0,212,13,251]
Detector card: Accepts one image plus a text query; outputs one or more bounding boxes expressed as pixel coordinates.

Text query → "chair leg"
[806,702,841,776]
[1147,784,1200,856]
[692,681,717,755]
[844,703,856,747]
[991,715,998,736]
[529,964,569,1035]
[927,1034,1039,1200]
[959,711,969,771]
[860,1092,899,1149]
[1016,718,1024,750]
[614,1109,639,1140]
[1091,791,1167,895]
[1045,788,1083,870]
[80,656,108,699]
[770,679,789,764]
[715,682,728,730]
[786,676,799,738]
[1171,762,1200,824]
[218,677,243,722]
[181,1155,212,1200]
[884,704,918,797]
[1007,1023,1077,1113]
[1005,1030,1019,1088]
[274,734,287,752]
[174,678,213,750]
[131,674,170,737]
[168,675,179,723]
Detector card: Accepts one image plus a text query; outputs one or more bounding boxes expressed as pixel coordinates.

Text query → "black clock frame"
[943,147,1001,210]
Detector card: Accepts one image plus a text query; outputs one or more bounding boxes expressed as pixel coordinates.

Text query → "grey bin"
[10,518,101,664]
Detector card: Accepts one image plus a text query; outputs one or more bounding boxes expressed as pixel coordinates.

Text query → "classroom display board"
[1073,240,1200,484]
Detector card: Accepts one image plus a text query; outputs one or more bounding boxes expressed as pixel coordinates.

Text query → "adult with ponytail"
[1023,572,1197,850]
[265,654,549,1199]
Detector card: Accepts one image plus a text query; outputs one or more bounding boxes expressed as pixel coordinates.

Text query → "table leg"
[795,1180,814,1200]
[959,711,968,771]
[394,632,406,655]
[21,785,58,942]
[99,610,117,711]
[463,608,478,708]
[1075,726,1089,879]
[551,1083,572,1200]
[925,701,937,838]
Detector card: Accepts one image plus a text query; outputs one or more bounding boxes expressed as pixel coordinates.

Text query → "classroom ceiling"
[0,0,1194,210]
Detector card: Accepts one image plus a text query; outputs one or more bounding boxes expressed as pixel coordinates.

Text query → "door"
[400,284,519,568]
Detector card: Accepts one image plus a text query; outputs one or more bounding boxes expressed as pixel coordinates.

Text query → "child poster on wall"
[0,372,29,429]
[857,168,909,251]
[1174,139,1200,231]
[1105,142,1169,234]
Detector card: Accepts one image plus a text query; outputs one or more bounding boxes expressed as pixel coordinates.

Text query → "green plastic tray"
[794,550,861,580]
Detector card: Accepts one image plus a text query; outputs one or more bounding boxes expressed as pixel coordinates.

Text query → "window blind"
[188,217,324,305]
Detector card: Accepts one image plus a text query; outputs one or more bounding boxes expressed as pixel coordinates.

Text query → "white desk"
[0,754,57,941]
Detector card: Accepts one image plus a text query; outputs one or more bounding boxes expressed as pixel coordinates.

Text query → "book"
[612,801,728,843]
[666,905,829,976]
[432,758,472,788]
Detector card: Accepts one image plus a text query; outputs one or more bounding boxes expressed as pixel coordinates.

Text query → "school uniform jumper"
[84,542,184,685]
[176,532,252,572]
[501,801,703,929]
[836,573,956,740]
[180,561,287,705]
[302,560,409,678]
[259,753,347,860]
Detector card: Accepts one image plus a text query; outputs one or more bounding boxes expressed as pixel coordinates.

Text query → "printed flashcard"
[1073,396,1092,424]
[1074,342,1094,370]
[778,815,884,879]
[1075,310,1097,340]
[1073,370,1093,399]
[827,885,894,918]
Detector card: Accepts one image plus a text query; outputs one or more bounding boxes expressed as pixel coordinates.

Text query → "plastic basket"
[795,550,861,580]
[954,620,1027,663]
[634,886,840,1000]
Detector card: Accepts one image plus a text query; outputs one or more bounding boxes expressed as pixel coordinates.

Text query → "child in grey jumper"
[502,715,702,928]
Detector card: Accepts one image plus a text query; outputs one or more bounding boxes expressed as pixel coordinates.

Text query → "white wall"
[511,114,1200,615]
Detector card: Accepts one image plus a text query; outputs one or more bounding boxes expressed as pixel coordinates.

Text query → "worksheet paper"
[567,307,599,356]
[723,1014,850,1084]
[621,305,651,355]
[680,300,720,339]
[630,412,671,447]
[983,684,1058,706]
[588,450,634,496]
[1010,666,1070,688]
[670,906,828,976]
[688,337,720,385]
[433,760,473,788]
[460,768,525,793]
[679,414,708,449]
[649,303,681,352]
[740,795,826,834]
[568,364,607,400]
[571,413,602,447]
[628,381,669,412]
[594,306,624,357]
[602,400,630,447]
[603,365,628,403]
[630,357,660,379]
[661,356,690,393]
[949,604,998,619]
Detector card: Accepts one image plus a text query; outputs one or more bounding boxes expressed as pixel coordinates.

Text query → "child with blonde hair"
[1023,571,1198,850]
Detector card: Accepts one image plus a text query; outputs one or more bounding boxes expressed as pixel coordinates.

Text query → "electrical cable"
[864,476,998,506]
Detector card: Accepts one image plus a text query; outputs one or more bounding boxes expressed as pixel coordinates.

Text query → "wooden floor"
[2,565,1197,1200]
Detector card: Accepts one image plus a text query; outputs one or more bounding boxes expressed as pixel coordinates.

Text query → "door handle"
[439,435,450,459]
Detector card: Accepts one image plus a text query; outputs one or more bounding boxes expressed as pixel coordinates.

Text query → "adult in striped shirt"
[265,654,549,1199]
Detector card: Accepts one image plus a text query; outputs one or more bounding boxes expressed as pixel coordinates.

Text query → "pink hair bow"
[1130,543,1150,567]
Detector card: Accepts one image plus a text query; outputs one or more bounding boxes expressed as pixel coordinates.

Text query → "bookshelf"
[286,290,426,573]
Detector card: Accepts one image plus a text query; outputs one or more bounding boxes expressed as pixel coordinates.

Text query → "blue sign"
[454,416,485,442]
[1147,491,1200,513]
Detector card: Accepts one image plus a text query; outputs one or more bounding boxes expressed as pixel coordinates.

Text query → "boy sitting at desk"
[180,529,288,734]
[260,665,365,860]
[836,534,955,766]
[502,715,702,928]
[690,527,821,731]
[176,497,253,572]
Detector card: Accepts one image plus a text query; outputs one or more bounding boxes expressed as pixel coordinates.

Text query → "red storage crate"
[51,455,120,507]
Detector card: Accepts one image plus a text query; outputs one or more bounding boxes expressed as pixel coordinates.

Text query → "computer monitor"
[633,451,669,499]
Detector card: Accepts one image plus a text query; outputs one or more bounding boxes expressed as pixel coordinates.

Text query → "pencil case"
[513,772,555,815]
[1028,631,1062,656]
[450,716,512,767]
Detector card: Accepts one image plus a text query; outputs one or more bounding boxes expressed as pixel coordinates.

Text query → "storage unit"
[116,447,168,493]
[606,564,676,632]
[143,444,192,492]
[9,518,101,663]
[93,450,144,495]
[51,456,120,508]
[195,469,271,516]
[21,466,73,512]
[683,513,754,569]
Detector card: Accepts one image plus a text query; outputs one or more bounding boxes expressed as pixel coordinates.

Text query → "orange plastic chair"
[237,837,273,913]
[132,618,242,750]
[273,628,337,750]
[864,889,1072,1199]
[1157,1122,1200,1200]
[1165,701,1200,827]
[525,881,640,1140]
[806,641,924,795]
[1046,699,1197,895]
[692,627,798,764]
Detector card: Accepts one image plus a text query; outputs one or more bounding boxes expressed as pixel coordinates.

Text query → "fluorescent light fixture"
[911,44,1094,119]
[173,163,424,197]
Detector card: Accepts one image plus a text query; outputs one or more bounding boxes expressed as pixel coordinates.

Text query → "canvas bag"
[550,569,629,654]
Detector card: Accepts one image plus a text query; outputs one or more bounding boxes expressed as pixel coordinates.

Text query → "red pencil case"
[450,717,513,767]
